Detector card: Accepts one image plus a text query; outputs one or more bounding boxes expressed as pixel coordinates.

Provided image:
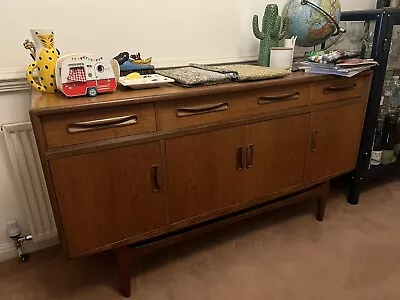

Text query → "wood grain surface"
[166,126,247,223]
[49,142,167,255]
[156,83,310,131]
[245,114,310,200]
[30,71,373,298]
[30,72,372,258]
[310,75,367,104]
[42,103,156,148]
[304,103,367,182]
[30,71,372,115]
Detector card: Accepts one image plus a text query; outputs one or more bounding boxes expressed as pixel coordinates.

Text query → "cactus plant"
[253,4,288,66]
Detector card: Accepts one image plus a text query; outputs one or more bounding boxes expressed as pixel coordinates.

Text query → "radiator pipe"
[7,221,33,263]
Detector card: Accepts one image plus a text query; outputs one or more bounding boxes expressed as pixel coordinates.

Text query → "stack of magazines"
[298,58,378,77]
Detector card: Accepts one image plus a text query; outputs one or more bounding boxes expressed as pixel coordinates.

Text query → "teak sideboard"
[30,71,372,298]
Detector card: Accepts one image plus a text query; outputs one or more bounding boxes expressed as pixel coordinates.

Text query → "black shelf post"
[342,9,395,204]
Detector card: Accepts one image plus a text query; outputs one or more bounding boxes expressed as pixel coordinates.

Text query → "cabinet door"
[166,126,247,223]
[245,114,310,200]
[304,103,366,182]
[50,142,166,255]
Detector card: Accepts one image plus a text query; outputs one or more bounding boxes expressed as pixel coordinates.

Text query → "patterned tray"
[119,74,175,89]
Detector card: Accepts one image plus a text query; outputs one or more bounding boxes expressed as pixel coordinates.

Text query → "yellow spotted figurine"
[26,30,59,93]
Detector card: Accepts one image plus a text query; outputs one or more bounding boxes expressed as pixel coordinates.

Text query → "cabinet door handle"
[311,130,318,152]
[323,84,356,94]
[176,102,228,117]
[67,115,137,134]
[246,144,254,169]
[258,92,300,104]
[236,147,245,171]
[151,165,161,193]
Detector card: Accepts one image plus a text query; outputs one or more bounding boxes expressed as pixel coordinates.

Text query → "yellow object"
[130,57,152,65]
[125,72,142,80]
[26,32,58,93]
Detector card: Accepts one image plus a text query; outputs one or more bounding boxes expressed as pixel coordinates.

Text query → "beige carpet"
[1,179,400,299]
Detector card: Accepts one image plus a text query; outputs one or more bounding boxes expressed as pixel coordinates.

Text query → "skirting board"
[0,236,59,263]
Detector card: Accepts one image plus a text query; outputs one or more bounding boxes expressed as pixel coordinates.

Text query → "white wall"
[0,0,376,261]
[2,0,377,70]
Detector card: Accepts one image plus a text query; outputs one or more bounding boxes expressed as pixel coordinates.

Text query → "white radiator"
[1,122,57,242]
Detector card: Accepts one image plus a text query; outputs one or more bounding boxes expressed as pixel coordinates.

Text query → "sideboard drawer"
[310,76,367,104]
[156,83,310,131]
[42,103,156,148]
[246,83,310,114]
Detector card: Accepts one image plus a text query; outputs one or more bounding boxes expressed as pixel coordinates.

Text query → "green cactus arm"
[278,17,288,40]
[270,15,281,38]
[253,15,266,40]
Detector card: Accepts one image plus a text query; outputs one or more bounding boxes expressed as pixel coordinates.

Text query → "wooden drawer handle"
[258,92,300,104]
[323,84,356,94]
[246,144,254,169]
[151,165,161,193]
[236,147,245,171]
[66,115,137,134]
[176,102,228,117]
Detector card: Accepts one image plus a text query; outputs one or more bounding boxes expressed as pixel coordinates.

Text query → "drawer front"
[156,83,310,131]
[42,103,156,148]
[310,76,367,104]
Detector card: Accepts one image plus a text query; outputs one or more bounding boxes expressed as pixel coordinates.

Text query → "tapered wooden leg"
[116,246,133,298]
[316,181,329,222]
[316,195,327,222]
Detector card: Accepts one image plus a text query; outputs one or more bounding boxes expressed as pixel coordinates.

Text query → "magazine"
[298,58,378,77]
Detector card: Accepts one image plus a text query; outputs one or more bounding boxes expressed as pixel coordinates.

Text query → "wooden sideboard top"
[30,71,372,115]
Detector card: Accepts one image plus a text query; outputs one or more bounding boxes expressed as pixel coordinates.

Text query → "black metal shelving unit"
[341,8,400,204]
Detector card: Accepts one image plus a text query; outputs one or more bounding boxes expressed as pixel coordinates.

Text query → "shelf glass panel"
[327,21,377,58]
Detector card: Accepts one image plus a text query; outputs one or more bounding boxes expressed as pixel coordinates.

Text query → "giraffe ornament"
[26,30,59,93]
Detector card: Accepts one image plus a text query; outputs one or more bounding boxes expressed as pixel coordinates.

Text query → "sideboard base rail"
[116,181,330,298]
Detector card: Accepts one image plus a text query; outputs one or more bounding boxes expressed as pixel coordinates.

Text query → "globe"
[283,0,341,47]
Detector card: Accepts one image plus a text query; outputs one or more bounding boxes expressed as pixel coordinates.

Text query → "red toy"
[56,54,119,97]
